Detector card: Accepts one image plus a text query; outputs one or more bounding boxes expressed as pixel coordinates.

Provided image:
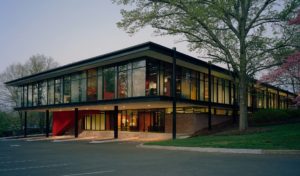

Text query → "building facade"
[5,42,295,139]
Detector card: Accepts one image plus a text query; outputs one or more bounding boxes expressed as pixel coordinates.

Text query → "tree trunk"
[239,73,248,131]
[238,0,248,131]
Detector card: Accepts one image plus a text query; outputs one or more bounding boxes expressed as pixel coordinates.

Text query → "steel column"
[45,110,50,137]
[172,47,177,139]
[208,62,212,130]
[74,108,78,138]
[24,111,27,138]
[114,105,118,139]
[277,90,280,109]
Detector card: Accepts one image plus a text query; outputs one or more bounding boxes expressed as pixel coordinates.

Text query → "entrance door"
[149,110,165,132]
[119,110,139,131]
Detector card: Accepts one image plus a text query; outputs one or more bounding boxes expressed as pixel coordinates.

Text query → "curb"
[137,144,300,155]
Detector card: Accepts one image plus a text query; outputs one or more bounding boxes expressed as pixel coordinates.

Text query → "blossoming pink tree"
[261,52,300,92]
[261,11,300,107]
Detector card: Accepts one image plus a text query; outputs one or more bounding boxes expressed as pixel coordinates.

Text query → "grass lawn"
[146,123,300,150]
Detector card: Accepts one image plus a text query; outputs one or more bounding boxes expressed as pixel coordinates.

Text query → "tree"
[261,10,300,105]
[0,54,59,130]
[113,0,299,130]
[260,52,300,93]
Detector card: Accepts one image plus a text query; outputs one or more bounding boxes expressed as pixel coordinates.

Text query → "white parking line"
[0,160,35,164]
[10,144,20,147]
[0,163,70,172]
[62,170,115,176]
[90,137,138,144]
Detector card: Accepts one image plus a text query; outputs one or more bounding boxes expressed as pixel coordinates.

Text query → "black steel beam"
[24,111,27,138]
[172,47,177,140]
[208,62,212,130]
[114,105,118,139]
[74,108,78,138]
[45,110,49,137]
[277,90,280,109]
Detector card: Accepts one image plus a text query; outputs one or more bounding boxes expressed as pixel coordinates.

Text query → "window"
[71,74,80,102]
[80,72,87,102]
[199,73,204,101]
[47,80,54,105]
[17,87,22,107]
[103,67,116,99]
[39,81,47,105]
[146,60,158,96]
[118,64,128,98]
[33,83,38,106]
[132,66,145,97]
[218,78,224,104]
[84,113,106,131]
[64,76,71,103]
[87,69,97,101]
[23,85,28,107]
[181,68,191,99]
[213,77,217,103]
[191,71,197,100]
[204,74,209,101]
[224,80,230,104]
[162,63,172,96]
[97,68,103,100]
[54,78,62,104]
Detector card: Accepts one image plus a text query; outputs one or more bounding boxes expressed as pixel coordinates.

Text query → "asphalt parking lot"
[0,137,300,176]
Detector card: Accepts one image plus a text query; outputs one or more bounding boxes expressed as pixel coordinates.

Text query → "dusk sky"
[0,0,199,73]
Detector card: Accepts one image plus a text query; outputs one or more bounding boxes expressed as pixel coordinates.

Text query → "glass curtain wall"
[118,64,128,98]
[146,60,158,96]
[17,57,290,109]
[97,68,103,100]
[47,80,54,105]
[132,60,146,97]
[33,83,38,106]
[162,62,172,96]
[181,68,191,99]
[63,76,71,103]
[87,69,97,101]
[39,81,47,105]
[103,67,116,100]
[23,85,28,107]
[54,78,62,104]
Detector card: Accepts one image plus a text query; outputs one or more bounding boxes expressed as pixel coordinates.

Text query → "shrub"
[250,109,300,125]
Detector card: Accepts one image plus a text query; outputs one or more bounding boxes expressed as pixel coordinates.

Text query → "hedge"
[250,109,300,125]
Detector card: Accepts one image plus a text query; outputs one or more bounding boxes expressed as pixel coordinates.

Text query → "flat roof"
[5,41,295,95]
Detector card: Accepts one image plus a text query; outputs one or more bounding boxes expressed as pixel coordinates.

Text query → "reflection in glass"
[23,86,28,107]
[54,78,62,104]
[103,67,115,100]
[133,67,145,96]
[146,60,158,96]
[33,83,38,106]
[47,80,54,105]
[118,66,128,98]
[87,69,97,101]
[64,76,71,103]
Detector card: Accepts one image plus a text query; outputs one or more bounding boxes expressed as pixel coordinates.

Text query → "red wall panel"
[52,110,100,136]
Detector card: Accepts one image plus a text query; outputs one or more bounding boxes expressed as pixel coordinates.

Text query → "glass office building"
[6,42,295,138]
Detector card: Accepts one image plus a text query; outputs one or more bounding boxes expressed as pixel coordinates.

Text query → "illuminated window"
[87,69,97,101]
[63,76,71,103]
[103,67,116,100]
